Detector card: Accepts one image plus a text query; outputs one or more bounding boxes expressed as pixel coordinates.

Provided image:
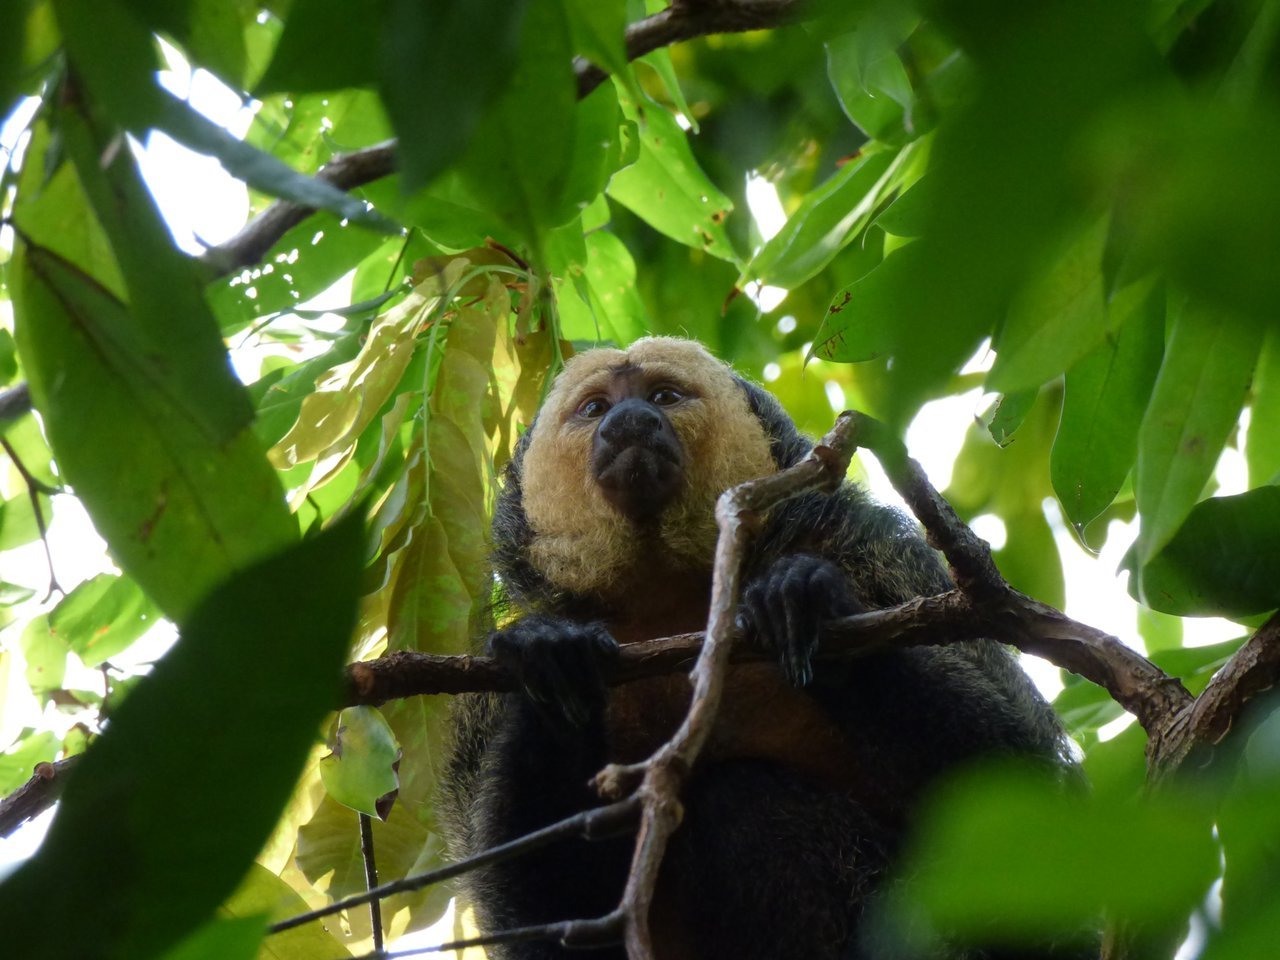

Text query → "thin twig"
[359,812,383,951]
[268,797,639,935]
[0,435,62,599]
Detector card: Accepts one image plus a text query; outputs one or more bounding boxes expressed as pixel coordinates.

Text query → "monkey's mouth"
[593,444,683,521]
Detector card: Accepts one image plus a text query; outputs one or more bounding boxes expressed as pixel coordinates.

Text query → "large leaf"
[1051,277,1164,527]
[0,514,364,960]
[608,93,737,263]
[1132,487,1280,617]
[47,574,160,668]
[53,0,388,230]
[740,145,908,290]
[904,767,1217,944]
[379,0,530,190]
[1134,297,1261,566]
[989,215,1111,393]
[254,0,384,93]
[1248,329,1280,486]
[13,240,295,619]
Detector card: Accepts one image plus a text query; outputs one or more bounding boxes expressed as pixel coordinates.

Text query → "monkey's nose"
[597,398,664,445]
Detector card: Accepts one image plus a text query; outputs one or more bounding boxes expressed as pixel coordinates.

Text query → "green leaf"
[48,574,160,668]
[220,864,352,957]
[811,241,926,364]
[1132,487,1280,617]
[741,148,899,290]
[985,390,1038,447]
[380,0,530,190]
[19,615,67,696]
[563,0,630,85]
[825,8,918,142]
[254,0,383,93]
[0,731,60,794]
[1051,278,1164,527]
[554,228,650,345]
[320,706,401,818]
[906,767,1217,940]
[0,0,32,119]
[0,514,364,960]
[1134,297,1262,566]
[156,916,263,960]
[0,490,53,550]
[1248,329,1280,486]
[13,242,296,620]
[989,215,1111,394]
[449,0,578,254]
[608,93,737,263]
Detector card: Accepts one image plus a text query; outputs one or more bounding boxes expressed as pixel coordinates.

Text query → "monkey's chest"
[604,664,862,790]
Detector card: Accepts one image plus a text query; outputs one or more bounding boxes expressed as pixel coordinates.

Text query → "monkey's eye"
[577,397,610,419]
[649,386,684,407]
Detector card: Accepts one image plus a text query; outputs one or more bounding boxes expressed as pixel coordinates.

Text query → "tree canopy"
[0,1,1278,959]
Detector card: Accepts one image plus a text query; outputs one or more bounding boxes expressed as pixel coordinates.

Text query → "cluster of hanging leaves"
[0,0,1278,957]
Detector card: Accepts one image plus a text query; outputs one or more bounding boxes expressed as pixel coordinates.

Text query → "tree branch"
[0,757,79,839]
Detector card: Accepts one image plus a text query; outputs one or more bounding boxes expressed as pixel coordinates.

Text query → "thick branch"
[576,0,808,97]
[1150,611,1280,780]
[0,757,78,839]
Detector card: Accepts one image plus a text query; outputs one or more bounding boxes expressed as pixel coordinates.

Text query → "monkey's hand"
[738,554,863,687]
[487,616,620,726]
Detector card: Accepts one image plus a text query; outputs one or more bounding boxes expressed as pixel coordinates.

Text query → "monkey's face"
[583,367,687,522]
[517,338,778,598]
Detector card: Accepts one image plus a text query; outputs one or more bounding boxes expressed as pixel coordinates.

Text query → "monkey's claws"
[738,554,862,687]
[487,616,620,726]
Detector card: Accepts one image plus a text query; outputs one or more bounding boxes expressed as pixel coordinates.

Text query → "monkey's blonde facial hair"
[519,338,778,599]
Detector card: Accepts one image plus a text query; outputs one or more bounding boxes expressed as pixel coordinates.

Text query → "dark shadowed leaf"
[1131,487,1280,617]
[254,0,383,93]
[0,514,364,959]
[379,0,530,190]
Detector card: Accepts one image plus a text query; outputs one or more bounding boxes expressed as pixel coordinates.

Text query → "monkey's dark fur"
[441,339,1083,960]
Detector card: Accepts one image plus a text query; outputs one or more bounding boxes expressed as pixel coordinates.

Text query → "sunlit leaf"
[320,706,401,819]
[741,146,905,290]
[48,574,160,668]
[13,242,296,620]
[608,93,737,263]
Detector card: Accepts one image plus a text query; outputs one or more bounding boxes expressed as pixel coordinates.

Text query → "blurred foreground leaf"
[0,513,364,960]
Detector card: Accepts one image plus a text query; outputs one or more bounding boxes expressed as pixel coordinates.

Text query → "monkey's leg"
[666,760,891,960]
[467,695,631,960]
